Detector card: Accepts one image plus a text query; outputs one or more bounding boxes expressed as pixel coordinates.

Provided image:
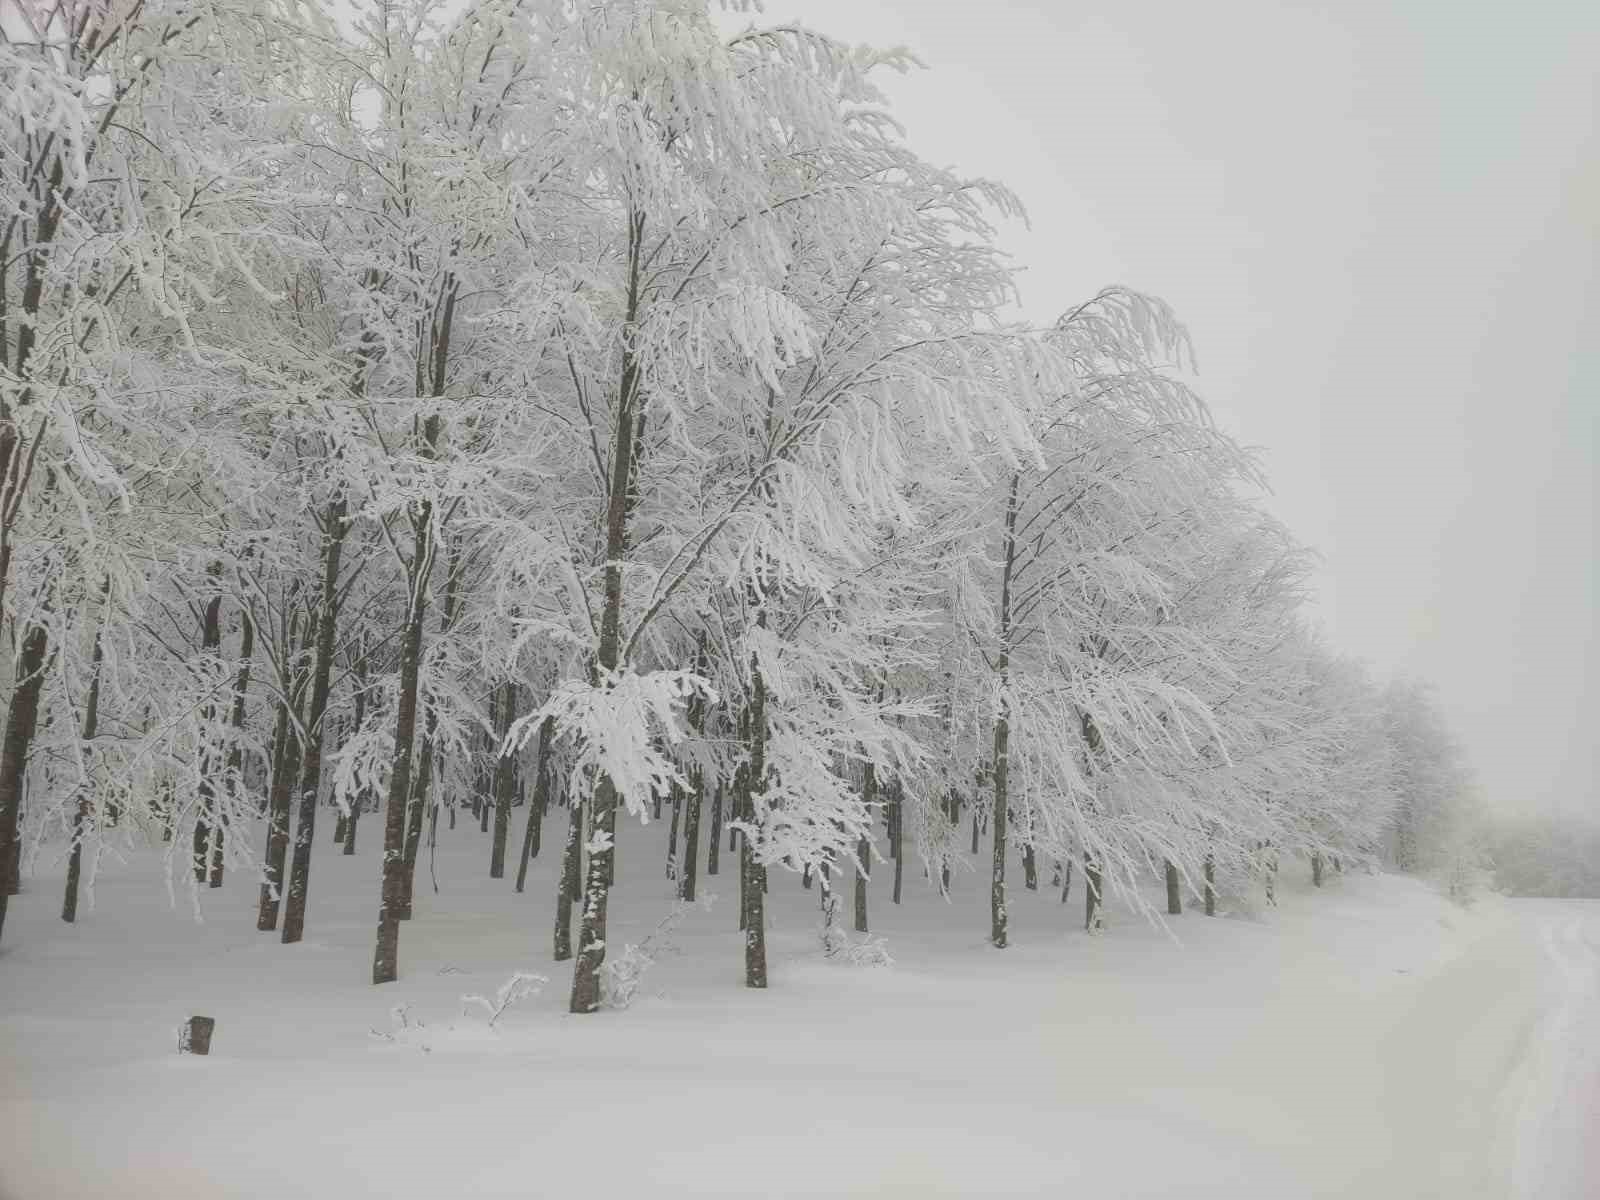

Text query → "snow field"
[1,822,1593,1198]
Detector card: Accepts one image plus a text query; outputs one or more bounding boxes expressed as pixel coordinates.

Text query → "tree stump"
[180,1016,215,1055]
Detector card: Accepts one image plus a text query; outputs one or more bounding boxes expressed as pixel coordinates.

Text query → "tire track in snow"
[1509,904,1600,1199]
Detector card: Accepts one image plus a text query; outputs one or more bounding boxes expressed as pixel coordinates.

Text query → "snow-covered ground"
[2,822,1596,1199]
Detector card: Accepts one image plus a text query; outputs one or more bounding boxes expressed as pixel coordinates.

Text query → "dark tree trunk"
[372,504,433,984]
[854,760,875,934]
[742,657,768,989]
[1204,856,1216,916]
[489,680,516,880]
[1022,840,1038,892]
[890,778,904,905]
[853,833,870,933]
[212,612,254,888]
[941,790,954,896]
[62,600,106,924]
[193,585,223,885]
[282,496,348,945]
[666,780,682,882]
[735,763,748,932]
[0,625,48,938]
[340,658,368,859]
[1059,856,1072,904]
[554,786,582,962]
[678,645,707,902]
[257,687,300,931]
[680,768,702,903]
[399,735,434,919]
[1312,852,1324,888]
[990,475,1018,949]
[1165,859,1181,915]
[1078,709,1107,934]
[567,208,647,1013]
[515,716,554,894]
[343,800,361,855]
[990,718,1010,949]
[706,780,723,876]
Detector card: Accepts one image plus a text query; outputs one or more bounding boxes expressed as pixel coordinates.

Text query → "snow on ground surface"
[2,821,1597,1199]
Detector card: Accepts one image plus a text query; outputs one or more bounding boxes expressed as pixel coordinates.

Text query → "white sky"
[769,0,1599,819]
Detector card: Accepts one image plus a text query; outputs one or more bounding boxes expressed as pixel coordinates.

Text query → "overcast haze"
[778,0,1600,821]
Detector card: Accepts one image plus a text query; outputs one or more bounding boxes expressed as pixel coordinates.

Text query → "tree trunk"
[515,716,554,894]
[344,798,362,855]
[680,767,702,903]
[1165,859,1181,915]
[372,505,433,984]
[403,538,459,917]
[62,599,107,924]
[1059,856,1072,904]
[553,788,582,962]
[1085,854,1103,932]
[568,209,648,1014]
[399,736,434,919]
[282,496,348,945]
[0,624,48,941]
[212,611,253,887]
[1204,856,1216,916]
[1022,840,1038,891]
[854,760,875,934]
[342,649,368,859]
[257,692,301,931]
[735,762,748,932]
[193,585,223,885]
[890,778,904,905]
[941,791,954,896]
[489,680,516,880]
[741,647,769,989]
[990,720,1010,949]
[990,474,1018,949]
[666,780,682,882]
[1312,852,1324,888]
[706,780,723,876]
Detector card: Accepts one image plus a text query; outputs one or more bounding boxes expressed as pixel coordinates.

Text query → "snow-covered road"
[1507,904,1600,1197]
[1364,900,1600,1198]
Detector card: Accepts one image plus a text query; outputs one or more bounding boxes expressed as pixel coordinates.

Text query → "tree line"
[0,0,1480,1009]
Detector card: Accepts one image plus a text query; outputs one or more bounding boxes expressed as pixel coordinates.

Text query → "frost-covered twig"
[601,894,713,1009]
[461,971,547,1029]
[820,894,894,967]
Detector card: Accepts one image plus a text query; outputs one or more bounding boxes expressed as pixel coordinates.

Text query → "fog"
[777,0,1598,820]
